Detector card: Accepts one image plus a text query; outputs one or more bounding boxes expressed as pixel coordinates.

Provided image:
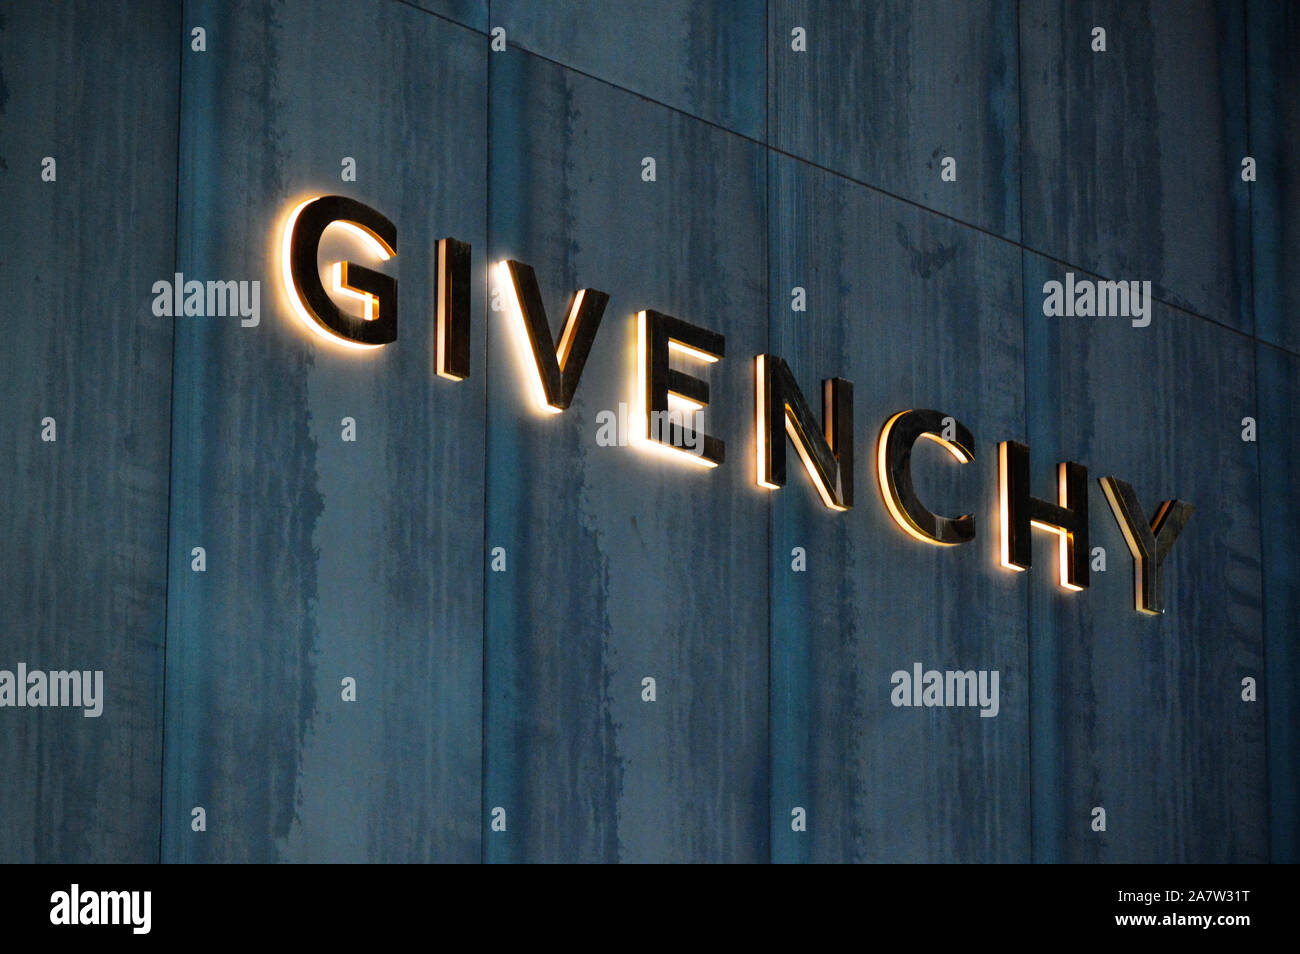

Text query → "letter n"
[756,355,852,511]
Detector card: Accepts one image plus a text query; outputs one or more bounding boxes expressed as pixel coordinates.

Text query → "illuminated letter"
[282,195,397,349]
[877,409,974,544]
[999,440,1089,591]
[636,310,724,467]
[436,238,472,380]
[755,355,852,510]
[1098,477,1194,615]
[496,260,608,412]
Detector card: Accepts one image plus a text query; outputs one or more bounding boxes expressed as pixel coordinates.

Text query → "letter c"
[877,409,975,546]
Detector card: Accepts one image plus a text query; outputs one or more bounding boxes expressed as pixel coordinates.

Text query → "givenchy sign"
[279,195,1193,615]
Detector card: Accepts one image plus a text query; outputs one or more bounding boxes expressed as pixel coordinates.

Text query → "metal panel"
[769,0,1020,239]
[1020,0,1251,331]
[162,0,487,862]
[1248,0,1300,354]
[404,0,487,33]
[1256,342,1299,862]
[0,0,1282,867]
[493,0,765,140]
[0,0,178,864]
[768,154,1030,863]
[1023,252,1266,862]
[484,49,769,862]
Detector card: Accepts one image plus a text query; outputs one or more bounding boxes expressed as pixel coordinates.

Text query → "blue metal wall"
[0,0,1294,863]
[0,0,179,862]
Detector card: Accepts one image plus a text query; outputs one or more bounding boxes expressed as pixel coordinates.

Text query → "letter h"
[999,440,1088,591]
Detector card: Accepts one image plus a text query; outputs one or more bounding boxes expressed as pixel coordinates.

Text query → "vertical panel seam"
[156,0,186,867]
[764,0,773,867]
[1242,0,1271,865]
[480,0,492,866]
[1015,0,1039,866]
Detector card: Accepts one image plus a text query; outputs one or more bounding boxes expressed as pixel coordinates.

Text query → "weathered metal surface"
[1024,253,1266,862]
[769,153,1030,862]
[162,0,487,862]
[0,0,179,863]
[484,48,769,862]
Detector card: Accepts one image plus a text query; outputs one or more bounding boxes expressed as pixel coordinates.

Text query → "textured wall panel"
[404,0,487,33]
[1024,253,1266,862]
[1248,1,1300,354]
[1256,342,1299,863]
[0,0,178,863]
[161,0,487,862]
[0,0,1284,866]
[768,154,1029,863]
[484,49,769,863]
[769,0,1020,239]
[494,0,765,140]
[1021,0,1251,331]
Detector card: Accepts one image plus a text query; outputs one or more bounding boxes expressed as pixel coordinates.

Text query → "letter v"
[1099,476,1194,615]
[497,259,609,412]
